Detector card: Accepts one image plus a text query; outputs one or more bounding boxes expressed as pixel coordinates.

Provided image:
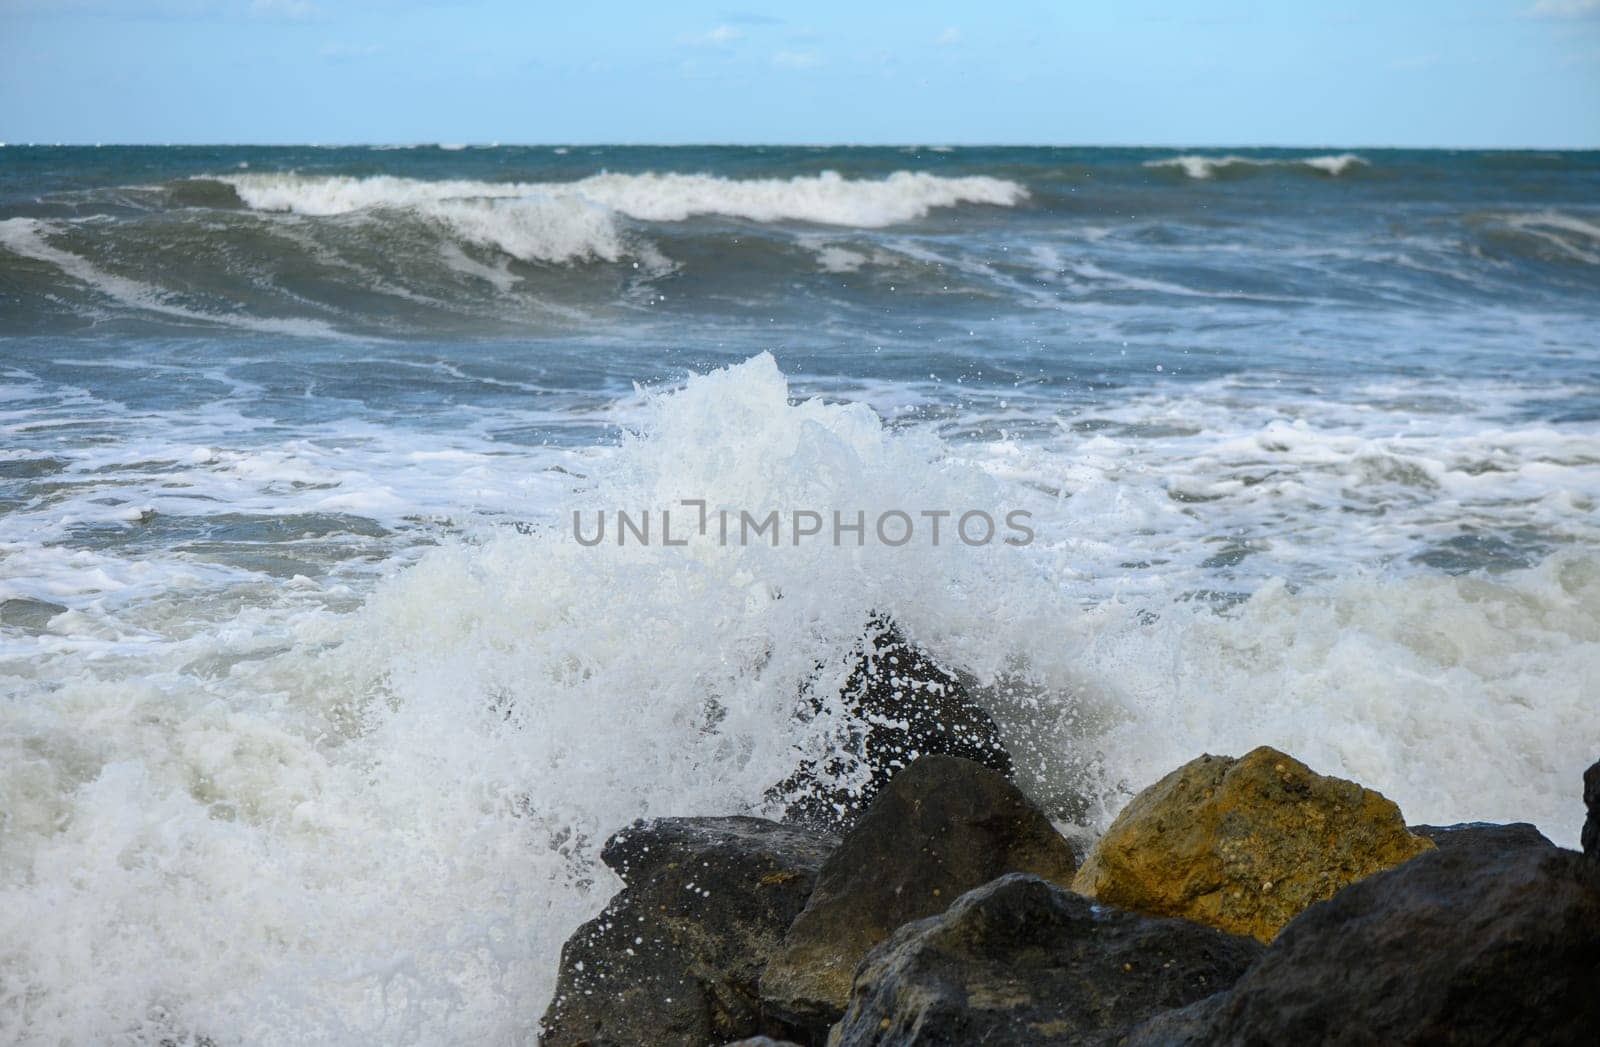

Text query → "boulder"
[1119,994,1228,1047]
[775,618,1012,832]
[1410,820,1552,858]
[761,755,1080,1040]
[1072,747,1433,942]
[829,874,1263,1047]
[1199,842,1600,1045]
[540,816,837,1047]
[1584,759,1599,861]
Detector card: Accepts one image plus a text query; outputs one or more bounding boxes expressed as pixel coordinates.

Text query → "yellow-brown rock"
[1072,746,1434,942]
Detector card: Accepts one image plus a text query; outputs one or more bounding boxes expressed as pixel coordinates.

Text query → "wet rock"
[1584,759,1599,861]
[1072,746,1433,942]
[761,756,1080,1040]
[1200,842,1600,1045]
[776,618,1012,832]
[1411,820,1552,858]
[829,874,1263,1047]
[540,816,837,1047]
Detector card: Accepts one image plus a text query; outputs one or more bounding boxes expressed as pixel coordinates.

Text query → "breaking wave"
[2,354,1596,1045]
[1146,153,1369,179]
[207,170,1028,263]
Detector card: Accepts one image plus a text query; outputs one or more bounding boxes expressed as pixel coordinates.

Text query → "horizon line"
[4,140,1598,152]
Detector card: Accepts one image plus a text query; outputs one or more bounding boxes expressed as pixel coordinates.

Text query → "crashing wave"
[208,170,1029,263]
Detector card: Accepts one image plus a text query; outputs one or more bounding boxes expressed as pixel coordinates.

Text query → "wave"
[2,354,1595,1044]
[0,217,343,336]
[206,170,1028,264]
[1477,209,1600,266]
[1146,153,1368,179]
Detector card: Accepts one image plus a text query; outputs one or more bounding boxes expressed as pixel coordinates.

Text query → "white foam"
[211,170,1028,264]
[1,354,1596,1045]
[1147,153,1368,179]
[1079,552,1600,836]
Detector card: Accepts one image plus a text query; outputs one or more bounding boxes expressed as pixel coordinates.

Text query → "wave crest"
[208,170,1028,263]
[1146,153,1368,179]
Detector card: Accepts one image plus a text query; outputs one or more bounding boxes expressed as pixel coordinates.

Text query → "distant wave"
[1145,153,1368,179]
[208,170,1028,263]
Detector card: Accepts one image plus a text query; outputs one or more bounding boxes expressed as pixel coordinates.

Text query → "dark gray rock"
[1410,820,1553,858]
[1584,759,1599,861]
[775,618,1012,832]
[1200,842,1600,1046]
[540,816,837,1047]
[761,756,1082,1041]
[829,874,1263,1047]
[1119,994,1228,1047]
[723,1039,805,1047]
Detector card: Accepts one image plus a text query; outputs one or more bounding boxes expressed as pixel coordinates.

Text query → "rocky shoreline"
[539,624,1600,1047]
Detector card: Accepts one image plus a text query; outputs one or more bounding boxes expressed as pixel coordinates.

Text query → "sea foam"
[212,170,1028,263]
[2,354,1596,1045]
[1146,153,1368,179]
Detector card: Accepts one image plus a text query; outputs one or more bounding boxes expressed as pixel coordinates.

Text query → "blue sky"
[2,0,1597,146]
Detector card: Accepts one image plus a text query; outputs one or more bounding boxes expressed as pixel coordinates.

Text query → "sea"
[2,144,1598,1044]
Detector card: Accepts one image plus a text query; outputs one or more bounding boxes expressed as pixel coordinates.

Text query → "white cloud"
[936,27,962,45]
[772,49,823,69]
[678,24,744,47]
[1527,0,1599,16]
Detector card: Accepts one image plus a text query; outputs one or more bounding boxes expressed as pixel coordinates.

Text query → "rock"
[1072,746,1434,942]
[1584,759,1599,861]
[829,874,1263,1047]
[761,755,1080,1040]
[723,1039,805,1047]
[540,816,837,1047]
[775,618,1012,832]
[1119,994,1228,1047]
[1199,841,1600,1045]
[1411,821,1553,858]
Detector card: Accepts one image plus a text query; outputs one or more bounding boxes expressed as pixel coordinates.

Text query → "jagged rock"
[1198,842,1600,1045]
[1411,820,1553,858]
[1072,746,1434,942]
[776,618,1012,832]
[540,816,837,1047]
[761,756,1080,1040]
[1584,759,1599,861]
[724,1039,805,1047]
[829,874,1263,1047]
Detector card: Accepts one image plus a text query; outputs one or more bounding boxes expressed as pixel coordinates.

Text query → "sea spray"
[2,353,1598,1044]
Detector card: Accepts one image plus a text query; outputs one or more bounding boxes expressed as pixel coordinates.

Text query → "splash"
[1,355,1595,1045]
